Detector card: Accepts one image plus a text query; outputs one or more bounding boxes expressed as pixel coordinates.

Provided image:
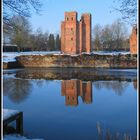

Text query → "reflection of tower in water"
[61,80,92,106]
[133,79,137,90]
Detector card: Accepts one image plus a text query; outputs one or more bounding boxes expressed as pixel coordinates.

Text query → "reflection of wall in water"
[133,80,137,90]
[3,77,32,103]
[61,80,92,106]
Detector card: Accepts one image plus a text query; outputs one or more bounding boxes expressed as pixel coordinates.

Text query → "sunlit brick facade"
[61,11,91,54]
[130,26,137,54]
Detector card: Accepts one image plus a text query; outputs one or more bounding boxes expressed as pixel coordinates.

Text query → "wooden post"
[16,112,23,135]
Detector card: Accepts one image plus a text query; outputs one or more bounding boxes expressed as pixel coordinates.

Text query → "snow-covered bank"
[3,51,61,63]
[91,51,130,55]
[3,134,43,140]
[3,51,130,63]
[3,109,44,140]
[3,109,20,120]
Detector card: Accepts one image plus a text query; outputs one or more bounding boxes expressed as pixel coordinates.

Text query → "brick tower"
[61,11,91,55]
[130,26,137,54]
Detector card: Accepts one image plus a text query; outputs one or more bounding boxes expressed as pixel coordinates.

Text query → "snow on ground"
[3,134,44,140]
[3,52,18,62]
[107,69,137,72]
[3,73,16,79]
[3,51,61,63]
[3,109,20,120]
[3,109,44,140]
[2,51,130,63]
[91,51,130,55]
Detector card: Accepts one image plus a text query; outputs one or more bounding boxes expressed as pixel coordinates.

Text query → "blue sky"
[29,0,131,34]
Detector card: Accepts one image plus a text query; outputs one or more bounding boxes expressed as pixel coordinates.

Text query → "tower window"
[71,37,73,40]
[71,17,73,20]
[66,17,69,21]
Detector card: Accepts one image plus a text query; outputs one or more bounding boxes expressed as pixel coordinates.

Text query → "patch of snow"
[3,73,16,79]
[3,44,17,46]
[3,109,20,120]
[2,51,61,63]
[107,69,137,73]
[3,52,18,62]
[81,52,91,55]
[3,134,44,140]
[91,51,130,55]
[54,51,130,56]
[3,69,22,73]
[2,51,131,63]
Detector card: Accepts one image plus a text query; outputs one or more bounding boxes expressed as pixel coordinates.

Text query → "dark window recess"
[71,38,73,40]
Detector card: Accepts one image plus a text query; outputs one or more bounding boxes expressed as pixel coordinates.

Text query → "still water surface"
[3,68,137,140]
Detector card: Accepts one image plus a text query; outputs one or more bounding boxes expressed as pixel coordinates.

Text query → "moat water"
[3,68,137,140]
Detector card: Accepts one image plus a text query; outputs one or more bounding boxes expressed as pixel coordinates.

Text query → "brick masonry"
[61,11,91,54]
[130,26,137,54]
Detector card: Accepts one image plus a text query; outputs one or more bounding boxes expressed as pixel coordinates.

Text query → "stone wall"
[13,54,137,69]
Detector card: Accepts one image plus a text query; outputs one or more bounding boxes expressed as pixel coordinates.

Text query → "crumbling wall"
[130,26,137,54]
[14,54,137,69]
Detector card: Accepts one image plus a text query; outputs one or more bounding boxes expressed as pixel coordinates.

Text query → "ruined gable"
[61,11,91,55]
[130,26,137,54]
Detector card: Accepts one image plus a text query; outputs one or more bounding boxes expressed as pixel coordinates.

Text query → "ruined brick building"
[61,80,92,106]
[61,11,91,54]
[130,26,137,54]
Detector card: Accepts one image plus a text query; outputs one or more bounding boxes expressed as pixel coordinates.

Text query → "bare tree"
[111,19,128,50]
[113,0,137,25]
[92,24,102,51]
[3,0,42,28]
[27,28,49,51]
[100,25,113,51]
[92,19,129,51]
[10,15,32,51]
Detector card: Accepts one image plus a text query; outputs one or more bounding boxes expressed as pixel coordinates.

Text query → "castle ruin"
[130,26,137,54]
[61,11,91,54]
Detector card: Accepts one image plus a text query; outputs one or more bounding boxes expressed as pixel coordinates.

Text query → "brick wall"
[61,12,91,54]
[130,26,137,54]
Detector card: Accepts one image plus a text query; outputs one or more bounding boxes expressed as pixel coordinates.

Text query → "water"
[3,68,137,140]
